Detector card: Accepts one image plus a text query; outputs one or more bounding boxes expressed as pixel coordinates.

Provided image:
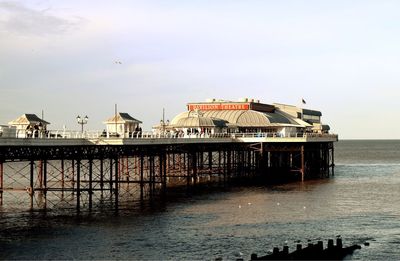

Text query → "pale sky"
[1,0,400,139]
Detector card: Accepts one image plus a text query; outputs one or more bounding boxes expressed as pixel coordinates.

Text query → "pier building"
[0,98,337,211]
[103,112,142,138]
[169,98,326,137]
[8,114,49,138]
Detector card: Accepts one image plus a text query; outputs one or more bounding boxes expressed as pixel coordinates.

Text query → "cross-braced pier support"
[0,141,334,210]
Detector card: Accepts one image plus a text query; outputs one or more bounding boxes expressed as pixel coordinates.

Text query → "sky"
[1,0,400,139]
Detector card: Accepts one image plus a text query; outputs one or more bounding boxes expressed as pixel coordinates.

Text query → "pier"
[0,133,336,211]
[0,98,338,211]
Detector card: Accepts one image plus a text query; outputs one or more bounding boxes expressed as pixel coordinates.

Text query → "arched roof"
[170,110,304,128]
[203,110,270,127]
[170,111,190,125]
[174,116,217,128]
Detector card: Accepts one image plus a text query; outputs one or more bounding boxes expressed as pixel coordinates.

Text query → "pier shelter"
[8,114,49,138]
[103,112,142,138]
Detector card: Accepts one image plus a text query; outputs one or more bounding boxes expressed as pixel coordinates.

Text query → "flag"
[302,98,306,104]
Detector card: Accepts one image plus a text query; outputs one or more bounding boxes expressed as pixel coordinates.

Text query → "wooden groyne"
[250,238,361,260]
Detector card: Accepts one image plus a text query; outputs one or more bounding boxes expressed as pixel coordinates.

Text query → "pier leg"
[152,156,156,196]
[331,144,335,176]
[218,151,222,185]
[161,152,167,196]
[148,156,154,196]
[0,161,3,205]
[61,159,64,199]
[227,150,231,185]
[100,158,104,191]
[71,159,75,191]
[193,152,197,187]
[301,145,305,182]
[36,160,44,208]
[38,160,43,192]
[30,160,34,209]
[43,159,47,209]
[109,158,113,194]
[140,154,144,201]
[126,157,129,181]
[114,157,119,211]
[186,153,191,190]
[207,151,213,182]
[164,153,167,194]
[247,150,252,177]
[76,159,81,212]
[89,159,93,210]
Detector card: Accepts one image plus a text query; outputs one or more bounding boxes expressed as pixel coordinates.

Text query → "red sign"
[188,103,250,111]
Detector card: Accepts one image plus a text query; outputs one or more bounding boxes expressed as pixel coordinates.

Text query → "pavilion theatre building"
[168,98,330,136]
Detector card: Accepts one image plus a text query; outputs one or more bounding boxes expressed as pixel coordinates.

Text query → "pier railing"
[1,129,338,142]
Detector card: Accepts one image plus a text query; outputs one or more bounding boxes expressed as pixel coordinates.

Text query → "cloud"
[0,1,84,36]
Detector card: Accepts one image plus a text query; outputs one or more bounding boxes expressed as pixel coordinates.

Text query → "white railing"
[4,130,338,141]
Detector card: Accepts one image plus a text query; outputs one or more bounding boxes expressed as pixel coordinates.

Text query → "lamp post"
[160,107,170,135]
[76,115,88,133]
[160,119,169,135]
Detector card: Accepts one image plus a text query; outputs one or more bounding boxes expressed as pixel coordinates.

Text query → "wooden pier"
[0,134,337,211]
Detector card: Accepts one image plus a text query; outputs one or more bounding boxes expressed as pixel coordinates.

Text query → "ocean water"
[1,140,400,260]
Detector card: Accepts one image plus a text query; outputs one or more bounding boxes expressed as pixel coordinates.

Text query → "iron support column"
[76,159,81,211]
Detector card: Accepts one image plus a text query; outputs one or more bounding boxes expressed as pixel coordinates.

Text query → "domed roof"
[170,111,190,125]
[170,109,303,128]
[202,110,289,127]
[174,116,217,128]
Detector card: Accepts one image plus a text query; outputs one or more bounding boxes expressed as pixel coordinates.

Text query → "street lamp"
[76,115,88,133]
[160,119,170,134]
[160,108,169,135]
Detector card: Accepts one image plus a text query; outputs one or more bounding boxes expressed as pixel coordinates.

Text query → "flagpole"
[301,98,306,109]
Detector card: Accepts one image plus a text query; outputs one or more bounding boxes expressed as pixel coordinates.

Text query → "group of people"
[26,122,46,138]
[131,126,143,137]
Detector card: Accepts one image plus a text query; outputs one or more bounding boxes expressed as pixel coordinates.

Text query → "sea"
[1,139,400,260]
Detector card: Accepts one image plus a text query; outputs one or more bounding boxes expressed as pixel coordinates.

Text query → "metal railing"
[3,130,338,141]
